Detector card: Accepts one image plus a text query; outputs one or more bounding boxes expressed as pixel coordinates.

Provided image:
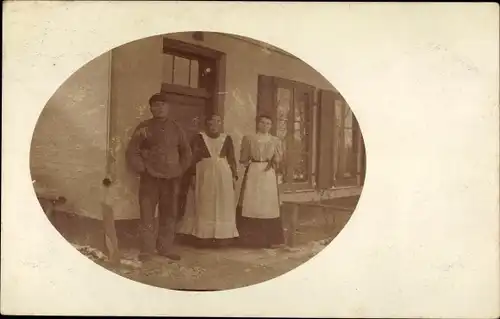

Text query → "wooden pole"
[102,201,120,265]
[101,51,120,265]
[105,50,115,180]
[284,202,300,248]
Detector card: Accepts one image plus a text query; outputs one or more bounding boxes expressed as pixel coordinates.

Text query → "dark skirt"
[175,233,237,249]
[236,205,285,248]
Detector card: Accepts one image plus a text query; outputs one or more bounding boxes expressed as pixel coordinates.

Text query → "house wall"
[30,52,111,219]
[30,33,362,221]
[107,33,361,220]
[164,33,361,202]
[105,36,164,220]
[165,33,333,160]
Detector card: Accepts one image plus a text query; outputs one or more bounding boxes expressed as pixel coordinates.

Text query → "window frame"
[161,37,226,117]
[259,75,316,192]
[161,51,211,98]
[317,89,365,189]
[332,97,359,187]
[332,96,365,188]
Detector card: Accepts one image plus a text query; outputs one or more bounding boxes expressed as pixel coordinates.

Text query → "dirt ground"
[75,238,332,291]
[63,196,359,291]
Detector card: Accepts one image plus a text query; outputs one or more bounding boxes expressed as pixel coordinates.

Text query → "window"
[257,75,314,190]
[317,89,365,189]
[162,54,200,88]
[161,37,220,102]
[258,75,366,191]
[161,37,226,138]
[290,89,312,183]
[333,98,360,186]
[161,51,213,99]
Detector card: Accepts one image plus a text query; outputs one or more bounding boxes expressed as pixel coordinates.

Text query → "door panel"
[167,95,207,221]
[168,96,207,142]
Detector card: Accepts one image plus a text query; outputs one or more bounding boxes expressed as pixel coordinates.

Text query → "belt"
[250,159,269,163]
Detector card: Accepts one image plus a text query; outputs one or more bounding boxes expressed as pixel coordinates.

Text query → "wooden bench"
[35,188,121,265]
[281,201,354,247]
[36,193,67,223]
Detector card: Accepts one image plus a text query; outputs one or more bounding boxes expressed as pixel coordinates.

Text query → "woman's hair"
[256,114,273,123]
[205,113,222,123]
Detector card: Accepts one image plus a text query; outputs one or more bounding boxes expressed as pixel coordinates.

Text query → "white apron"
[241,162,281,219]
[177,133,239,239]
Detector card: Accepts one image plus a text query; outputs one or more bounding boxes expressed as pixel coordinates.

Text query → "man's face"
[150,101,170,119]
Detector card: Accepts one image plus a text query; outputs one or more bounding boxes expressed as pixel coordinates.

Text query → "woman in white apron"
[236,115,285,248]
[177,114,239,248]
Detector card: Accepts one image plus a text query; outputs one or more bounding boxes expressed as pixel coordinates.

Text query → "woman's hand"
[264,159,278,172]
[264,161,273,172]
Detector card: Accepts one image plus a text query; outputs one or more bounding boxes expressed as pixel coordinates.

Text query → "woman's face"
[257,117,272,133]
[206,115,222,134]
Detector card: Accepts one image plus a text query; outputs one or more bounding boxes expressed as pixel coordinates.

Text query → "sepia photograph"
[3,1,498,317]
[30,31,366,291]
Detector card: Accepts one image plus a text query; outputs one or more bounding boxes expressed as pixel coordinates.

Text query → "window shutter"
[316,89,337,189]
[257,75,277,133]
[359,129,366,185]
[353,116,365,185]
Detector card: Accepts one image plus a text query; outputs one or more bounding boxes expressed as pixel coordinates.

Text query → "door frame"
[162,37,226,121]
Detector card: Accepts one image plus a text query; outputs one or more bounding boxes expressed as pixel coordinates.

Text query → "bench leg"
[287,204,299,248]
[45,202,55,223]
[322,207,330,234]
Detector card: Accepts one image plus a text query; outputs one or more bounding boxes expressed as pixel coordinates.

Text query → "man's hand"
[135,161,146,173]
[190,175,196,189]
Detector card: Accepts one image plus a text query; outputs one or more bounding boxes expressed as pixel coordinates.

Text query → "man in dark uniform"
[126,92,192,261]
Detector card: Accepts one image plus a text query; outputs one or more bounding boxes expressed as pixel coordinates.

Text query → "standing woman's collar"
[204,130,221,139]
[256,132,271,138]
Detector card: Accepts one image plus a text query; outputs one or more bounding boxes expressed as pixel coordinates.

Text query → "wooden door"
[165,94,207,142]
[161,44,219,140]
[161,39,221,221]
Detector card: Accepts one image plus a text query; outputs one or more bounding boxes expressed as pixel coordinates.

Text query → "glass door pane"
[276,87,292,183]
[291,90,311,182]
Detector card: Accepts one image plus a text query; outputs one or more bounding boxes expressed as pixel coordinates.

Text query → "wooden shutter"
[316,89,337,189]
[353,116,364,185]
[359,127,366,186]
[257,75,277,133]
